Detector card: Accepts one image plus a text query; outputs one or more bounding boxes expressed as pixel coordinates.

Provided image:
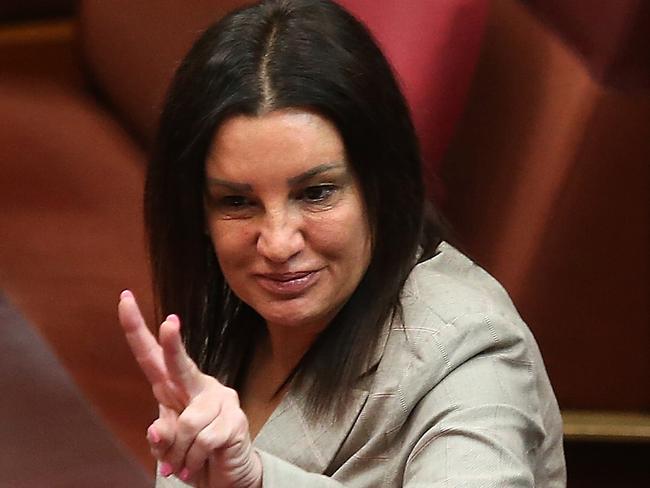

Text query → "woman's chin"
[259,306,328,332]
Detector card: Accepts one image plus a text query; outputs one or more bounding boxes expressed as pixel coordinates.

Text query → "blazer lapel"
[253,386,369,474]
[252,305,398,474]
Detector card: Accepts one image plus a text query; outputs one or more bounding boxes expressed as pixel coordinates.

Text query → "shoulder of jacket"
[402,242,521,325]
[377,244,536,390]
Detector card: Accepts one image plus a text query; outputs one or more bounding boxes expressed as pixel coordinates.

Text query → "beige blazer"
[158,242,566,487]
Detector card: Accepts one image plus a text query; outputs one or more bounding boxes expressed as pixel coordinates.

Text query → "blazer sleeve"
[400,320,562,487]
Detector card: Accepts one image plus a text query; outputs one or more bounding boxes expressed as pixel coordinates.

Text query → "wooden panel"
[0,0,74,22]
[563,410,650,442]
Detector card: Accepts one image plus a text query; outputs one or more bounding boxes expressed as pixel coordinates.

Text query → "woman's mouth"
[254,270,322,296]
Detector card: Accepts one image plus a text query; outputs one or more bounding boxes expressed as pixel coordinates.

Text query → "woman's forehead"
[205,109,348,178]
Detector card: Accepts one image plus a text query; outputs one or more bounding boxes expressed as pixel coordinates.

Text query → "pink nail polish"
[147,426,160,444]
[179,468,191,481]
[120,289,133,299]
[166,314,179,323]
[159,462,173,477]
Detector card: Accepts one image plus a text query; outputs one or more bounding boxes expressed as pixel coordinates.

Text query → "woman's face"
[204,109,372,335]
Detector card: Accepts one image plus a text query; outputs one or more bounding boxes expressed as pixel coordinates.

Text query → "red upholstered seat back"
[79,0,488,197]
[441,0,650,411]
[79,0,247,146]
[340,0,489,195]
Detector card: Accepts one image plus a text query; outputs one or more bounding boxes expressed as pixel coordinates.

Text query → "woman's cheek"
[304,214,348,251]
[312,204,368,247]
[210,221,254,260]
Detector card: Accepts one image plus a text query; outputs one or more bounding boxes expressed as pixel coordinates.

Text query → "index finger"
[118,290,166,386]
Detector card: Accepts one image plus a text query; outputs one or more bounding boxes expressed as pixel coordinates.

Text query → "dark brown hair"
[145,0,443,418]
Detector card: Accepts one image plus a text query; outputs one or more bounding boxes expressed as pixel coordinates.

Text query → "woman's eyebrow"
[205,178,253,193]
[288,162,346,186]
[206,162,346,191]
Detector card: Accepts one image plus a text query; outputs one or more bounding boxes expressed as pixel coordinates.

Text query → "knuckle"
[150,417,166,432]
[232,408,248,429]
[195,428,216,451]
[223,386,240,405]
[185,449,208,474]
[176,415,201,437]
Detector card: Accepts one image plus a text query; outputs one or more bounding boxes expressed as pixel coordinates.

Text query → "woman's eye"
[220,195,250,208]
[301,185,337,203]
[206,193,257,218]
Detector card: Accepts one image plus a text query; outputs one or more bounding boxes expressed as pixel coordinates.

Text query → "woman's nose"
[256,208,304,263]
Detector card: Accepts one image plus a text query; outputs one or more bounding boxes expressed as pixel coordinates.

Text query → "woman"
[118,0,566,486]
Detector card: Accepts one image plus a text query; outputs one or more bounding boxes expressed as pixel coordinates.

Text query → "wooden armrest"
[562,410,650,442]
[0,18,74,44]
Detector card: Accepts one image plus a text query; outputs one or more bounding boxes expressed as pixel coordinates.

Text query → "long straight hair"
[145,0,443,419]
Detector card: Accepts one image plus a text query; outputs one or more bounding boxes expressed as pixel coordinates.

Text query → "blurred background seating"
[441,2,650,484]
[0,0,647,486]
[0,293,152,486]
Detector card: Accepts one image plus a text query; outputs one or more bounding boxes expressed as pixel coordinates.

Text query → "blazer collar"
[253,387,369,474]
[363,275,419,373]
[252,285,415,473]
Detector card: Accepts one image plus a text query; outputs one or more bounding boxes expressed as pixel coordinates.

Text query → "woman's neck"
[264,317,327,367]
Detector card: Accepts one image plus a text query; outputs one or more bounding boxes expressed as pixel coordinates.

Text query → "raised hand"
[118,290,262,488]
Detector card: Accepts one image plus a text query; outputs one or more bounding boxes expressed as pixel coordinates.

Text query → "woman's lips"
[254,270,321,296]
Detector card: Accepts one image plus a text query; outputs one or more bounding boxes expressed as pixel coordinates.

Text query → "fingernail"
[147,426,160,444]
[166,314,179,324]
[120,289,133,300]
[179,468,190,481]
[159,462,173,477]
